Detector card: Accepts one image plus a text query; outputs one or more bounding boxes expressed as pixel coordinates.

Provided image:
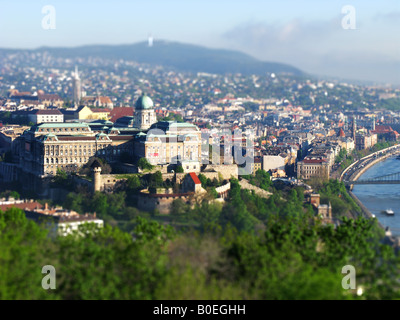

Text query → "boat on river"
[385,209,394,215]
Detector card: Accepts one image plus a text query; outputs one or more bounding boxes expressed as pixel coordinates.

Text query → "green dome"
[135,93,154,110]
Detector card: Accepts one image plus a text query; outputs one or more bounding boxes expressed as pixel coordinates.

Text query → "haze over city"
[0,0,399,84]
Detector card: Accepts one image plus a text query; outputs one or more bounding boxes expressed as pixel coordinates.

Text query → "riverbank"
[349,152,396,186]
[340,144,400,181]
[342,145,400,226]
[348,189,385,227]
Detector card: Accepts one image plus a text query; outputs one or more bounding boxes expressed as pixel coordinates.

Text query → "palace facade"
[13,94,201,177]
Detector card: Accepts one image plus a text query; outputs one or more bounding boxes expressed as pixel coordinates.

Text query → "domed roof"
[135,93,154,110]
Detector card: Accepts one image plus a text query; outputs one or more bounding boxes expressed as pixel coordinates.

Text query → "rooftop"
[34,123,89,128]
[189,172,201,185]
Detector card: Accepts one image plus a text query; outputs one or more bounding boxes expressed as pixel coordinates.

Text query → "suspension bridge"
[344,171,400,185]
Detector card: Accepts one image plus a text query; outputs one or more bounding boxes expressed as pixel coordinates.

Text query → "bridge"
[344,171,400,185]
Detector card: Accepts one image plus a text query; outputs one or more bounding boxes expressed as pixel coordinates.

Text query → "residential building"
[355,133,378,150]
[28,109,64,124]
[297,158,330,180]
[81,96,114,109]
[0,198,103,236]
[262,154,286,172]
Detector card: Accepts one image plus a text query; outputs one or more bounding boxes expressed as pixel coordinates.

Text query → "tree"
[126,175,141,191]
[137,158,154,171]
[53,168,71,188]
[105,192,126,217]
[198,173,208,188]
[176,165,184,173]
[209,187,218,199]
[149,171,164,189]
[64,192,84,214]
[170,199,190,217]
[0,190,20,199]
[91,192,109,218]
[0,207,55,299]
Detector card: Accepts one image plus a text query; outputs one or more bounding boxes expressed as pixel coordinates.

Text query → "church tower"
[134,93,157,130]
[73,66,82,107]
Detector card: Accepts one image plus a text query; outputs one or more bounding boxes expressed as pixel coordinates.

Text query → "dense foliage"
[0,204,397,300]
[319,180,361,218]
[1,168,398,300]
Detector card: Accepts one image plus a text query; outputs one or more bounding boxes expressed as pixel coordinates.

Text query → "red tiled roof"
[21,100,41,105]
[98,97,112,104]
[372,125,393,134]
[34,109,62,115]
[189,172,201,184]
[38,94,62,101]
[57,136,97,141]
[11,92,32,96]
[91,108,111,113]
[303,159,327,164]
[82,96,112,104]
[109,107,134,122]
[0,202,43,212]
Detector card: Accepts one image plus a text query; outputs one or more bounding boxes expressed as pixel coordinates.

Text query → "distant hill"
[2,40,304,76]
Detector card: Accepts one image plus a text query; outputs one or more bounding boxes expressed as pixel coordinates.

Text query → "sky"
[0,0,399,84]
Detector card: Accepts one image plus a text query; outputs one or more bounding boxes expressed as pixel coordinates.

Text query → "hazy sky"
[0,0,399,84]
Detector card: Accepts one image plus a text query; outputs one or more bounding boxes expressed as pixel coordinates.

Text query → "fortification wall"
[202,164,238,180]
[137,193,193,214]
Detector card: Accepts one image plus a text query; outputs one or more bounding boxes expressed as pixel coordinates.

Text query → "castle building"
[14,123,133,177]
[134,121,202,166]
[11,94,201,177]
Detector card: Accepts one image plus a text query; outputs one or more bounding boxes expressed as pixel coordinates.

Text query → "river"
[352,156,400,235]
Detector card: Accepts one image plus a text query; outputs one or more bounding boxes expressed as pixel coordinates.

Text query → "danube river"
[352,156,400,235]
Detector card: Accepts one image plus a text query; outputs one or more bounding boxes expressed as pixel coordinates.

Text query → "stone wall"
[215,182,231,198]
[161,172,186,183]
[98,174,127,192]
[202,172,220,181]
[137,192,193,214]
[202,164,238,180]
[215,182,231,194]
[239,179,272,199]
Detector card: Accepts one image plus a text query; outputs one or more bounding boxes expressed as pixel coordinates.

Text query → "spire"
[75,65,80,79]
